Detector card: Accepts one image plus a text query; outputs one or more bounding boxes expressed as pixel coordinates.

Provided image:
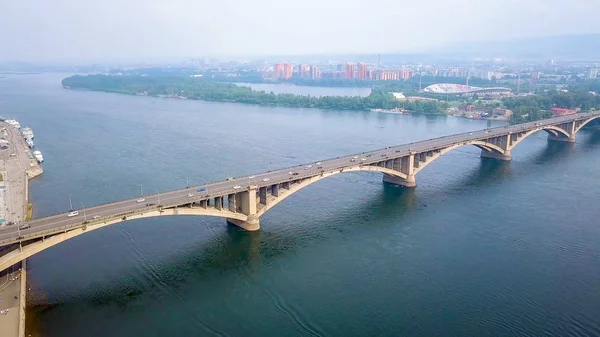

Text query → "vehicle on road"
[350,158,356,162]
[187,193,194,197]
[288,171,294,175]
[316,162,322,165]
[145,203,155,206]
[136,198,146,203]
[248,175,255,179]
[262,178,270,182]
[92,215,100,219]
[67,211,79,217]
[0,309,8,315]
[305,165,312,170]
[9,153,15,157]
[226,177,234,181]
[469,132,473,135]
[292,172,299,175]
[361,158,367,161]
[19,224,30,230]
[198,187,206,192]
[352,155,359,159]
[233,185,241,189]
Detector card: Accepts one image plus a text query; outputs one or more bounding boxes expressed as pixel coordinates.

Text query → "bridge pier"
[382,173,416,188]
[480,149,511,161]
[547,134,576,143]
[227,215,260,231]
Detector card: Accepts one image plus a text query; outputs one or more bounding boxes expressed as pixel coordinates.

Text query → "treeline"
[62,75,449,114]
[503,85,600,123]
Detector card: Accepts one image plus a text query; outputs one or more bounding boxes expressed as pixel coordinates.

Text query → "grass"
[26,203,32,221]
[0,173,3,182]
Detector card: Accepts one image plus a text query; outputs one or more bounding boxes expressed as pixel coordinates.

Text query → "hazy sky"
[1,0,599,62]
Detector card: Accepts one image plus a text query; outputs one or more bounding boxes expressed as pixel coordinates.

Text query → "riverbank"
[0,121,43,337]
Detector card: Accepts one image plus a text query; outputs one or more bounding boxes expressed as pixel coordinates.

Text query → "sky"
[1,0,599,62]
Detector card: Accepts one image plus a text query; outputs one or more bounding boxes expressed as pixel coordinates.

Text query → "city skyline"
[1,0,600,62]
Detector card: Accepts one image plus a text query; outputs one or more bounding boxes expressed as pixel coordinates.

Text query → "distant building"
[274,63,284,79]
[357,62,367,80]
[551,107,576,116]
[310,65,320,79]
[283,63,293,79]
[587,68,597,80]
[345,62,355,79]
[298,64,310,78]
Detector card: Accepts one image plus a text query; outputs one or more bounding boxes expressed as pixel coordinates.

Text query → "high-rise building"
[345,62,355,79]
[336,64,345,72]
[283,63,293,79]
[310,65,320,79]
[367,69,373,80]
[299,64,310,78]
[274,63,284,79]
[357,62,367,80]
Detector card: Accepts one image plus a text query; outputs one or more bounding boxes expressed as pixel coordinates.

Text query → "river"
[0,74,599,337]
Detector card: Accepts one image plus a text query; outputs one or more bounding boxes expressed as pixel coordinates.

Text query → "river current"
[0,74,599,337]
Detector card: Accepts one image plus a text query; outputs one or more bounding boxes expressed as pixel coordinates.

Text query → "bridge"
[0,111,599,270]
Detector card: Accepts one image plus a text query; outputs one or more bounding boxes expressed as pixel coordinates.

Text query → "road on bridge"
[0,111,598,246]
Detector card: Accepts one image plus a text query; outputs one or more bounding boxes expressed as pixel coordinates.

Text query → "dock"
[0,121,43,337]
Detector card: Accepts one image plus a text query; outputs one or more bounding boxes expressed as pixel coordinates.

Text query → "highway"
[0,111,598,245]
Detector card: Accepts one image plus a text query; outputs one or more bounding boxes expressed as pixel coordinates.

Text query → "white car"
[262,178,270,182]
[316,162,322,165]
[187,193,194,197]
[352,155,359,159]
[248,175,255,179]
[92,215,100,219]
[233,185,241,189]
[288,171,294,175]
[361,158,367,161]
[67,211,79,217]
[136,198,146,203]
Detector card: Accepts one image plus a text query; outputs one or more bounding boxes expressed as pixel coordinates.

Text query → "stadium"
[422,83,512,96]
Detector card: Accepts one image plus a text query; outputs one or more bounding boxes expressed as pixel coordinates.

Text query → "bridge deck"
[0,111,598,247]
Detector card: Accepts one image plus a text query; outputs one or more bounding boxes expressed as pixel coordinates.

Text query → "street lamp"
[81,202,87,222]
[68,195,73,211]
[155,188,161,205]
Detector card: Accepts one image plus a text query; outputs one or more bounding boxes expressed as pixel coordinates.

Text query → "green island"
[61,75,449,114]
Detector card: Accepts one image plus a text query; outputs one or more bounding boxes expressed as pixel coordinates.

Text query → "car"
[0,309,8,315]
[353,155,359,159]
[67,211,79,217]
[248,175,256,179]
[19,224,30,230]
[361,158,367,161]
[293,172,299,175]
[136,198,146,203]
[197,187,206,192]
[233,185,241,189]
[92,215,101,219]
[316,162,322,165]
[9,153,16,157]
[226,177,234,181]
[187,193,194,197]
[288,171,294,175]
[381,154,386,157]
[317,166,322,169]
[146,203,155,206]
[262,178,270,182]
[469,132,473,135]
[350,158,356,162]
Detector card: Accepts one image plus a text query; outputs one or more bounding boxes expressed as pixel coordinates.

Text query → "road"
[0,111,597,246]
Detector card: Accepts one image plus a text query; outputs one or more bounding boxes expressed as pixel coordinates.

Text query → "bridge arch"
[508,125,572,149]
[0,208,247,271]
[257,165,407,217]
[574,115,600,134]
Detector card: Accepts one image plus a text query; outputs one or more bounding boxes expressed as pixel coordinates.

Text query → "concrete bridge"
[0,111,599,270]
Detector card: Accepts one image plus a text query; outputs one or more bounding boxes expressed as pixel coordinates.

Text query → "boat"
[21,127,34,139]
[25,138,34,148]
[5,119,20,129]
[33,150,43,163]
